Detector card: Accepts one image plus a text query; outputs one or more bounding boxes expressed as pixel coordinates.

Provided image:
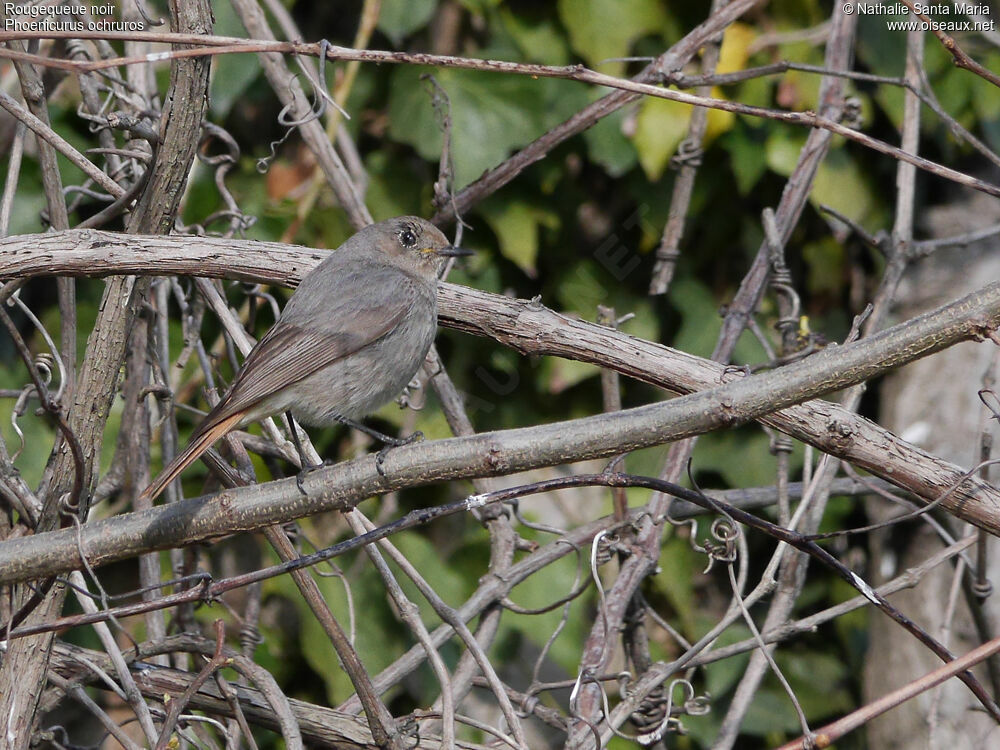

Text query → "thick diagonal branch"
[0,268,997,585]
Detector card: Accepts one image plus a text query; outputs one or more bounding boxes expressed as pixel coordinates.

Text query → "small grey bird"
[139,216,468,503]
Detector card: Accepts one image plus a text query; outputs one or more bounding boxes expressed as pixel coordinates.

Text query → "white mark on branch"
[850,571,880,605]
[463,493,488,511]
[120,275,136,308]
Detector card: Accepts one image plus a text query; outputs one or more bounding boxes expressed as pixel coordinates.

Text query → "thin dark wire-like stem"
[464,474,1000,729]
[682,535,976,669]
[462,474,1000,726]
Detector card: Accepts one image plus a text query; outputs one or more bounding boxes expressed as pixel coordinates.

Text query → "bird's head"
[366,216,470,277]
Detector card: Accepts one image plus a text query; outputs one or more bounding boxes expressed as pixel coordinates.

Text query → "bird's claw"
[294,459,335,496]
[375,431,424,477]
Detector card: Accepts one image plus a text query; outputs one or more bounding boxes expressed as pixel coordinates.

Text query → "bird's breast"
[286,295,437,426]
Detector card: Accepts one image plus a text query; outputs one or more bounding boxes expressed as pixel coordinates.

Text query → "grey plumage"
[139,216,463,503]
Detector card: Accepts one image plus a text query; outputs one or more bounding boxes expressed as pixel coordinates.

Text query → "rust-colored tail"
[138,412,243,503]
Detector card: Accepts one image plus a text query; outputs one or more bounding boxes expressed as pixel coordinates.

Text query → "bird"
[138,216,469,503]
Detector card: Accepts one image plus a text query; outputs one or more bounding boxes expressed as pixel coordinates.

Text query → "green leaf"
[500,552,593,673]
[670,276,767,364]
[695,428,775,489]
[669,277,722,358]
[811,149,875,225]
[387,65,549,188]
[733,652,853,737]
[364,150,426,221]
[456,0,500,12]
[210,1,262,118]
[412,407,454,441]
[875,83,906,132]
[377,0,438,44]
[500,9,571,66]
[723,126,768,195]
[936,66,974,128]
[390,533,472,623]
[654,535,697,633]
[767,134,875,225]
[701,623,753,696]
[803,237,845,295]
[558,0,667,77]
[546,263,659,393]
[264,556,406,702]
[555,261,613,316]
[765,128,805,176]
[1,176,44,236]
[718,23,756,75]
[972,53,1000,121]
[738,73,774,110]
[583,105,637,177]
[540,357,600,394]
[774,651,854,721]
[740,687,808,735]
[831,576,870,658]
[633,96,691,181]
[0,365,52,490]
[480,198,559,275]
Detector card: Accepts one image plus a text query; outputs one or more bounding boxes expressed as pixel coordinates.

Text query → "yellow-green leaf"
[717,22,756,74]
[633,97,692,181]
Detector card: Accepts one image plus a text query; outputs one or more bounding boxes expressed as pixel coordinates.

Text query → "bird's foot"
[294,458,336,496]
[375,431,424,477]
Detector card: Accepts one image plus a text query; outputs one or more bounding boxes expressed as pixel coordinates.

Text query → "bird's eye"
[399,228,417,247]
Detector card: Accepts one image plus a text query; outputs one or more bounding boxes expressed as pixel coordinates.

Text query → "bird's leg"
[375,431,424,477]
[292,412,424,487]
[287,412,320,496]
[329,412,421,447]
[326,413,424,477]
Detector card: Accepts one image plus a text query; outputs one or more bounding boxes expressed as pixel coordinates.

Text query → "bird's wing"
[195,269,420,435]
[138,262,426,504]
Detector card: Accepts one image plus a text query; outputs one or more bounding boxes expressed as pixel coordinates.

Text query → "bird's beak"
[433,245,473,257]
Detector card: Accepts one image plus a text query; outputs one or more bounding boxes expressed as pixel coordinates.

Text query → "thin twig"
[648,0,727,295]
[898,0,1000,89]
[263,525,402,749]
[3,29,1000,200]
[0,91,123,196]
[776,635,1000,750]
[154,620,229,749]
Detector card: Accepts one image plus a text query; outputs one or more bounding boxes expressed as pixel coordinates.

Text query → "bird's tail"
[138,412,243,504]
